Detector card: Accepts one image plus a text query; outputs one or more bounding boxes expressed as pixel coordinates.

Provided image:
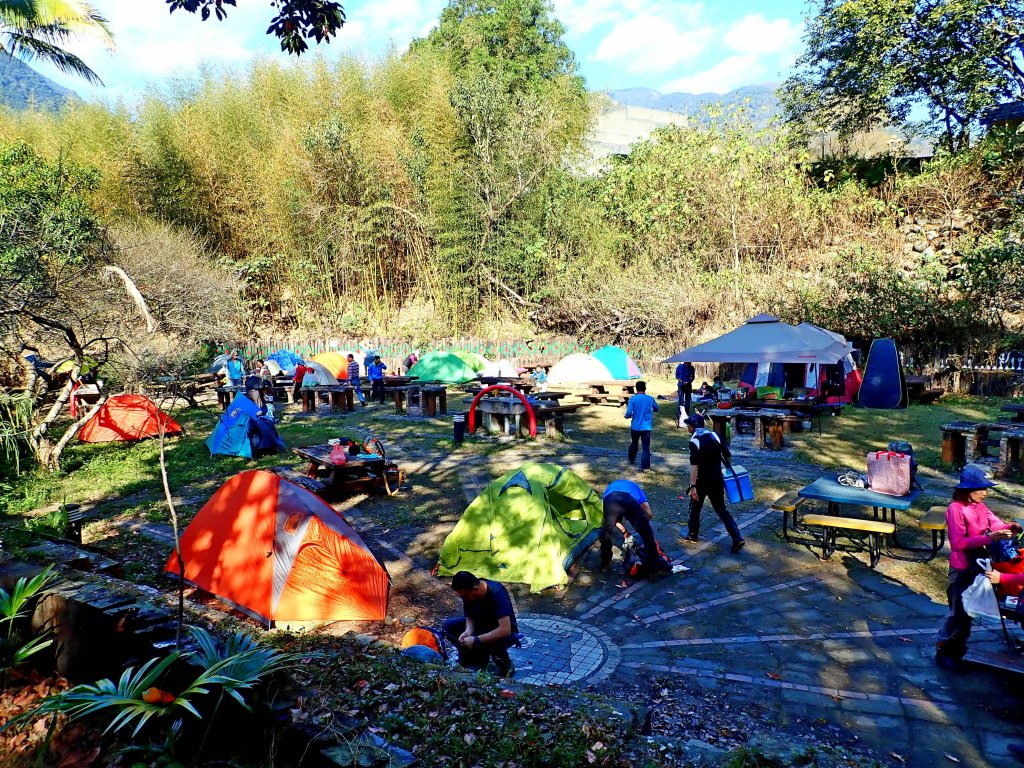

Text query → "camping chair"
[363,437,404,496]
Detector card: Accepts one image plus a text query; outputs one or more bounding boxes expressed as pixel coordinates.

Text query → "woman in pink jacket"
[935,466,1022,669]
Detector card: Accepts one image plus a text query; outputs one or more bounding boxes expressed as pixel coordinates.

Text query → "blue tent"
[266,349,304,376]
[208,394,265,458]
[858,339,908,409]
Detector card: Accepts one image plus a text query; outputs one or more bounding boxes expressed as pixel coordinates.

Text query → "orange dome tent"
[310,351,355,379]
[167,470,390,626]
[79,394,183,443]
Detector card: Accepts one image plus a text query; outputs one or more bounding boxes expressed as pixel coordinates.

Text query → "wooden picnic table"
[291,443,401,497]
[709,408,790,450]
[299,385,355,414]
[1001,402,1024,423]
[580,380,635,406]
[383,375,419,387]
[216,385,244,410]
[386,384,448,417]
[529,390,571,401]
[476,376,534,391]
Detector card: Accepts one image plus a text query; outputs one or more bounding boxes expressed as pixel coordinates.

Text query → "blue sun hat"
[956,465,996,491]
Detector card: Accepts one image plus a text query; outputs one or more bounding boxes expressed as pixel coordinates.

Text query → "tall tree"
[0,0,113,84]
[164,0,345,55]
[782,0,1024,151]
[416,0,582,95]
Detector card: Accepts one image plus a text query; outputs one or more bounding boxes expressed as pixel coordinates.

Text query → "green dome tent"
[449,350,490,373]
[408,351,478,384]
[436,462,603,592]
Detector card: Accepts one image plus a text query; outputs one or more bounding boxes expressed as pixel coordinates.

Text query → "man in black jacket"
[683,413,745,553]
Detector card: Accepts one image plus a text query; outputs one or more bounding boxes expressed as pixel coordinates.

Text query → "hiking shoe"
[730,539,746,554]
[679,533,699,544]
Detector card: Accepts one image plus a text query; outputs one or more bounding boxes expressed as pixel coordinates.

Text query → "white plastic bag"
[962,559,1001,620]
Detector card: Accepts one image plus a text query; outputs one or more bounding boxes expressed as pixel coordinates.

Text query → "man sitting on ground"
[601,478,671,577]
[442,571,518,677]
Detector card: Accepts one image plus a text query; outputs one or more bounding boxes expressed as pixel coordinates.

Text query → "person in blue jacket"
[625,380,658,471]
[225,350,245,388]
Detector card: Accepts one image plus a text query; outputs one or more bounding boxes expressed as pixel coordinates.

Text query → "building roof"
[980,100,1024,126]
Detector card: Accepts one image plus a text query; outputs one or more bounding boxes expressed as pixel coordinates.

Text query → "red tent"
[78,394,183,443]
[167,470,390,626]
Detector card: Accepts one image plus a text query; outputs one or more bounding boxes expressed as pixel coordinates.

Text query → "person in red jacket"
[935,466,1022,669]
[292,362,309,403]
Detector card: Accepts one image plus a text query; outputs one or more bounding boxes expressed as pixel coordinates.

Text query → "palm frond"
[0,31,103,84]
[0,565,57,623]
[12,633,53,665]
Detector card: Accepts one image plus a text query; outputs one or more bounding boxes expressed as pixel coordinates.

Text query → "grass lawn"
[792,395,1005,471]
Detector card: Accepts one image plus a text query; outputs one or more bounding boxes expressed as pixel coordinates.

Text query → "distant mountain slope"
[607,83,781,123]
[0,56,74,111]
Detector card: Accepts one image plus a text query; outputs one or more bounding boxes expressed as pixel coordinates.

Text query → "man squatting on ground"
[443,571,518,678]
[601,478,671,577]
[684,413,745,554]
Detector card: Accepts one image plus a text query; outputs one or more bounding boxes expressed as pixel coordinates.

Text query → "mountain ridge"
[0,57,74,112]
[606,83,782,120]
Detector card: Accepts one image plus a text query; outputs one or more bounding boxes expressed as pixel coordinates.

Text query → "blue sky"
[37,1,811,101]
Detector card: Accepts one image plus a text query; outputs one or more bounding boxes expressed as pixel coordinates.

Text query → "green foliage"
[783,0,1024,150]
[0,140,103,320]
[23,504,68,537]
[20,625,306,738]
[418,0,582,96]
[0,565,57,674]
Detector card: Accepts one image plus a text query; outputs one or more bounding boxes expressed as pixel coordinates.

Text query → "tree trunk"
[33,397,107,472]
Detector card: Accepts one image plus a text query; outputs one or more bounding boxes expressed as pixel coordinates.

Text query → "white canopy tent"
[664,315,853,365]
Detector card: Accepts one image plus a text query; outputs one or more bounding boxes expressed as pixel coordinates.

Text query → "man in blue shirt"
[225,350,245,388]
[601,479,671,577]
[442,571,518,677]
[346,353,366,406]
[675,361,695,414]
[624,380,658,471]
[367,355,387,404]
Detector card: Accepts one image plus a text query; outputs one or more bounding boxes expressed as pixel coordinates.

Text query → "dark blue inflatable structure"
[858,339,908,409]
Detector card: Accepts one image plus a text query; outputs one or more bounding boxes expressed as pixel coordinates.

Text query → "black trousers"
[601,492,670,574]
[628,429,652,470]
[678,383,692,413]
[370,379,385,403]
[688,481,742,544]
[441,617,514,671]
[936,567,977,659]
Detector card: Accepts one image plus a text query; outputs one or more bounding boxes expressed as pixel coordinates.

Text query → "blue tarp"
[266,349,304,376]
[207,394,262,458]
[858,339,907,409]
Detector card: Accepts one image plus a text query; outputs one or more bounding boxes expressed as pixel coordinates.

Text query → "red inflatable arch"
[467,385,536,438]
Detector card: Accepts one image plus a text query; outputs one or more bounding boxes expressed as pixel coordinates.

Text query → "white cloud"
[724,13,802,55]
[593,12,713,74]
[661,54,761,94]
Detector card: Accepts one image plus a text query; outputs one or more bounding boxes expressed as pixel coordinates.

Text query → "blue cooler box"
[724,465,754,503]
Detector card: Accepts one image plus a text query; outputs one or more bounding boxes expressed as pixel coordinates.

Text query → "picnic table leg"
[424,392,436,418]
[439,391,447,415]
[753,417,765,450]
[305,461,319,479]
[941,430,963,465]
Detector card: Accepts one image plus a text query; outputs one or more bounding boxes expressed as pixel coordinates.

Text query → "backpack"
[887,441,919,489]
[622,534,670,578]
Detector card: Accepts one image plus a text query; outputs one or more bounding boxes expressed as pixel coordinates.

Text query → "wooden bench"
[270,466,327,495]
[802,514,895,569]
[581,393,628,406]
[772,491,806,542]
[918,505,948,556]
